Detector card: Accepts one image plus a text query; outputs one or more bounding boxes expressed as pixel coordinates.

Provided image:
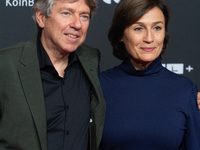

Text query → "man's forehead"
[35,0,81,2]
[53,0,91,14]
[54,0,90,11]
[55,0,80,3]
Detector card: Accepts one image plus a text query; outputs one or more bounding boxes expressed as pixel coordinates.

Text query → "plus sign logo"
[102,0,120,4]
[162,63,194,74]
[185,65,193,72]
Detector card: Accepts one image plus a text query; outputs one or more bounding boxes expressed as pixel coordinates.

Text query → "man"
[0,0,106,150]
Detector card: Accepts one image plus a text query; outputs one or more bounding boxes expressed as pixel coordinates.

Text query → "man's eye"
[81,15,89,21]
[63,12,70,15]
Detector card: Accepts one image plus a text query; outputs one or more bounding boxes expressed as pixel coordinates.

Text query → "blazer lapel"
[76,45,106,149]
[75,45,100,100]
[18,38,47,150]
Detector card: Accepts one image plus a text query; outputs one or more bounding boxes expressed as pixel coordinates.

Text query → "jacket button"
[66,131,69,135]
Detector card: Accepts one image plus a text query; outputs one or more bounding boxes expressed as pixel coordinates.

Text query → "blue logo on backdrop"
[102,0,120,4]
[6,0,34,6]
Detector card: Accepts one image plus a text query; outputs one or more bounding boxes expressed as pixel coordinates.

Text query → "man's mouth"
[67,34,78,38]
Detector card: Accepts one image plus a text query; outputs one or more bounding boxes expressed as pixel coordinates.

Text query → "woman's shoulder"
[99,64,124,80]
[163,68,196,90]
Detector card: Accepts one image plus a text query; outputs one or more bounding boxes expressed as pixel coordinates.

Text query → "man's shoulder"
[0,37,37,68]
[0,37,36,56]
[79,43,98,51]
[75,44,101,71]
[76,43,100,57]
[0,42,26,55]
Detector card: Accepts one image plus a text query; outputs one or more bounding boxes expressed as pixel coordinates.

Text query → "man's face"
[36,0,90,54]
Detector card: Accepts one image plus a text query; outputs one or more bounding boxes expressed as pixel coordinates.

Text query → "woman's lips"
[141,47,155,52]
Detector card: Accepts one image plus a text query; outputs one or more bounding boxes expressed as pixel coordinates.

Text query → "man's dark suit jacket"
[0,37,106,150]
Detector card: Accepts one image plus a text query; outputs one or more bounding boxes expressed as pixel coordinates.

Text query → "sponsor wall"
[1,0,200,88]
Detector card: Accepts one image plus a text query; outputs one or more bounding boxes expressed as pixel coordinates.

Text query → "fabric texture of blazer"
[0,37,106,150]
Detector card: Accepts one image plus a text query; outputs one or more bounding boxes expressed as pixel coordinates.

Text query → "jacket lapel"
[18,38,47,150]
[76,45,106,149]
[75,45,101,102]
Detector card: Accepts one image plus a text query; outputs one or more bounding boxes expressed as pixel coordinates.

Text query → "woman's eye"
[134,27,143,32]
[154,26,162,31]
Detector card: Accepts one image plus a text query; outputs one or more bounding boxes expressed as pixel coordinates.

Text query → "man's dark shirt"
[37,36,91,150]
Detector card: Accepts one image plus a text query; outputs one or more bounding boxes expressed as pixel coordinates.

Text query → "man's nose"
[70,15,82,30]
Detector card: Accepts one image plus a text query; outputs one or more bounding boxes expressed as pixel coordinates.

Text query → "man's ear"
[35,11,45,28]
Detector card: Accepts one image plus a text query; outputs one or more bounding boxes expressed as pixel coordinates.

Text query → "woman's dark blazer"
[0,37,106,150]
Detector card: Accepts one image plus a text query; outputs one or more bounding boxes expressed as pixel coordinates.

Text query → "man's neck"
[40,36,70,78]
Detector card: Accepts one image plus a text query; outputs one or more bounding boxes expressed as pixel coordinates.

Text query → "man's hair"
[32,0,98,33]
[108,0,170,60]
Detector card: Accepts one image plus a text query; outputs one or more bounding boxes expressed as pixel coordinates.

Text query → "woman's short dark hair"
[108,0,170,60]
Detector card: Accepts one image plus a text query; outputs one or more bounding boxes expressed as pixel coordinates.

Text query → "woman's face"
[121,7,165,70]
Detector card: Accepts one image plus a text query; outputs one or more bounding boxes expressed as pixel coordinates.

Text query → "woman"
[99,0,200,149]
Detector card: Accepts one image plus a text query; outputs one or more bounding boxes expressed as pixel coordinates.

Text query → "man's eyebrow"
[59,7,74,12]
[59,7,90,15]
[81,12,90,15]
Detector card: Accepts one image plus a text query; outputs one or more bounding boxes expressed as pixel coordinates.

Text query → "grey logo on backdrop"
[103,0,120,4]
[162,63,194,74]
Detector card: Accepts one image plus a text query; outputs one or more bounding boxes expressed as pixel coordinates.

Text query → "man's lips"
[65,33,80,39]
[141,47,155,52]
[67,34,78,38]
[64,33,81,43]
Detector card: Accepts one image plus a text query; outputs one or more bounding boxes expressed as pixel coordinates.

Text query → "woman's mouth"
[141,47,155,52]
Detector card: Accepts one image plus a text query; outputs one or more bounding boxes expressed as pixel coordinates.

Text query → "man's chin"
[62,45,80,53]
